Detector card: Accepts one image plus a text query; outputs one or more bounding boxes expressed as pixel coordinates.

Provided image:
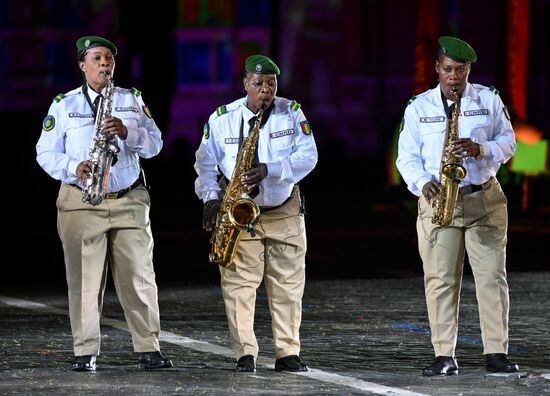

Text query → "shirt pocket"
[65,117,94,151]
[270,134,294,153]
[117,111,140,132]
[461,113,492,140]
[222,136,240,161]
[418,121,445,143]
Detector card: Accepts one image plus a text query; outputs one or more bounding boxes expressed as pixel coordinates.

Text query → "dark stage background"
[3,0,549,289]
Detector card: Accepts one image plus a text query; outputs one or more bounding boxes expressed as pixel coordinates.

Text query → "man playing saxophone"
[396,36,518,376]
[194,55,318,373]
[36,35,172,371]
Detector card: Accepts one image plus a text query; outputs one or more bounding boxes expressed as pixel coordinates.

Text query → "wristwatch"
[475,143,484,160]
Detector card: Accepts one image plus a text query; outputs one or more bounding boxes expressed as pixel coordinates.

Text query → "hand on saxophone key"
[422,180,440,203]
[241,163,268,191]
[102,116,128,140]
[76,160,93,183]
[203,199,222,231]
[450,138,478,158]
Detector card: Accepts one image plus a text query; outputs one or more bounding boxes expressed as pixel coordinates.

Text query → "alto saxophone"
[209,106,266,267]
[82,72,120,206]
[431,85,467,226]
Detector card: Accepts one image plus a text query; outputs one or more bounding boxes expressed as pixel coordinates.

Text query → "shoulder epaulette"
[290,100,301,112]
[489,86,499,95]
[131,87,142,97]
[407,96,417,106]
[53,93,65,102]
[216,105,228,116]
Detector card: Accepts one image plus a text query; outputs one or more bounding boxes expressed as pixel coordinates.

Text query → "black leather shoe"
[486,353,519,373]
[422,356,458,376]
[137,351,173,369]
[236,355,256,373]
[274,355,309,372]
[71,355,96,371]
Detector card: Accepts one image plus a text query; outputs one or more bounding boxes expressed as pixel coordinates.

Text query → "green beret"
[438,36,477,63]
[245,54,280,75]
[76,35,118,57]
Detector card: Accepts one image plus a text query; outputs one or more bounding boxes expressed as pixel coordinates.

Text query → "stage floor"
[1,272,548,395]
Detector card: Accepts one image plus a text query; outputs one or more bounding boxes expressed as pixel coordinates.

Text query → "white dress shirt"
[194,96,318,207]
[396,83,516,197]
[36,85,163,192]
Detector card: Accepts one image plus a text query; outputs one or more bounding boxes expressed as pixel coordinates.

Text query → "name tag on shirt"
[464,109,489,116]
[68,112,94,118]
[115,106,139,113]
[420,116,445,123]
[271,129,295,138]
[225,138,239,144]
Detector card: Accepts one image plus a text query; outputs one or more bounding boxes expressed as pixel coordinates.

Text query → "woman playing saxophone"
[36,35,171,371]
[194,55,318,373]
[396,36,518,376]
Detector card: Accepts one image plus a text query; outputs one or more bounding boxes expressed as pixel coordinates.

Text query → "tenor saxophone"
[209,106,265,267]
[82,72,120,206]
[431,85,467,226]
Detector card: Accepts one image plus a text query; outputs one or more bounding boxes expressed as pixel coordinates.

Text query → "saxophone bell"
[209,105,266,267]
[228,196,260,233]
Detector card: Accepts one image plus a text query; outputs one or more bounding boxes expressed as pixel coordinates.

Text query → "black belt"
[71,178,141,199]
[459,183,483,195]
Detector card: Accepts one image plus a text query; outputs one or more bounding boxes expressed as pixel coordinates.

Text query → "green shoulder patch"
[489,86,500,95]
[407,96,417,106]
[203,122,210,139]
[53,93,65,102]
[290,100,301,112]
[216,105,228,116]
[131,87,142,97]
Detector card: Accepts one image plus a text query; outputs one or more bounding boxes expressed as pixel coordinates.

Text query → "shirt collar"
[241,101,258,125]
[86,85,108,102]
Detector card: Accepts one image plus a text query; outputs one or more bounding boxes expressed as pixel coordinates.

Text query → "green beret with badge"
[76,35,118,57]
[438,36,477,63]
[245,54,280,75]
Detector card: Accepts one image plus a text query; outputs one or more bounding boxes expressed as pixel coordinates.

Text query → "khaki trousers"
[417,177,510,357]
[57,183,161,356]
[219,187,306,359]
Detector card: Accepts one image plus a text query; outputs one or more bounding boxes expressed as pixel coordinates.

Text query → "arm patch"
[398,117,404,133]
[42,115,55,131]
[300,120,312,135]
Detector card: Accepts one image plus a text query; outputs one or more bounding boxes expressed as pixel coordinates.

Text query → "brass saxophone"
[209,106,266,267]
[82,72,120,206]
[431,85,467,226]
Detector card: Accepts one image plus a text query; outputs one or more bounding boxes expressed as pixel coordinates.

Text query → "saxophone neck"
[451,85,460,103]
